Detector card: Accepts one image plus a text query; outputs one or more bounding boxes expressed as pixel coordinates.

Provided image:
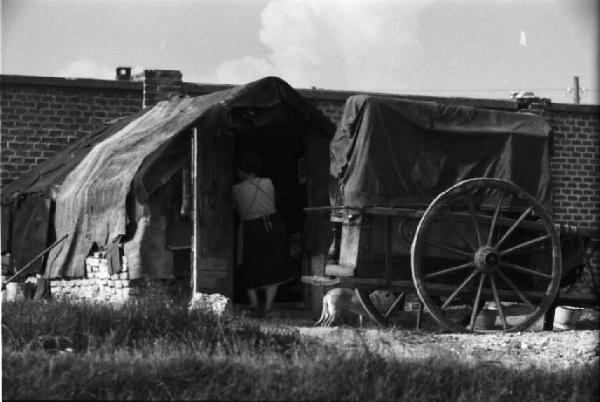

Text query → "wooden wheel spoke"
[495,269,535,311]
[500,261,552,279]
[425,240,472,258]
[465,194,483,247]
[499,234,551,257]
[425,261,476,280]
[468,272,487,331]
[441,269,481,310]
[354,289,388,327]
[490,273,507,330]
[384,292,406,319]
[495,206,533,249]
[487,194,505,246]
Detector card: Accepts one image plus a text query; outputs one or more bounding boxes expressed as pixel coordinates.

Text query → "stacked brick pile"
[49,251,180,304]
[50,252,135,303]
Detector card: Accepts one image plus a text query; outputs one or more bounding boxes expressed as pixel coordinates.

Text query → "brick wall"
[547,107,600,231]
[546,105,600,294]
[0,76,142,186]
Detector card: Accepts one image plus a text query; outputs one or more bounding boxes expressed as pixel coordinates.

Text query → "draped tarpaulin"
[330,95,552,209]
[1,111,143,273]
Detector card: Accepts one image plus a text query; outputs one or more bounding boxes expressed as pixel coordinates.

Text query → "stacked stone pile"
[188,292,232,316]
[49,252,154,303]
[49,251,178,304]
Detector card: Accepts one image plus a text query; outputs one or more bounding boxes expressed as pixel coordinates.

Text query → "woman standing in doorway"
[233,152,294,317]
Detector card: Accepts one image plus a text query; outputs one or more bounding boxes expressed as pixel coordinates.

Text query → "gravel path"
[296,327,599,369]
[261,308,600,369]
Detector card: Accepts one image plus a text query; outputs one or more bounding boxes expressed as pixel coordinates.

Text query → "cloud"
[56,59,116,80]
[213,0,431,90]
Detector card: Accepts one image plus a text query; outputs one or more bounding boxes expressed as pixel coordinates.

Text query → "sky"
[1,0,598,104]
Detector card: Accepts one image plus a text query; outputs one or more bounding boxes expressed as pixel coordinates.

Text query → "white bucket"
[553,306,583,330]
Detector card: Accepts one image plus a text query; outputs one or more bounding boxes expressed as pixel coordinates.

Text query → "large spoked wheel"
[411,178,561,333]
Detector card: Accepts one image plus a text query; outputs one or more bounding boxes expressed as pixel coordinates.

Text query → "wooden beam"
[191,127,198,295]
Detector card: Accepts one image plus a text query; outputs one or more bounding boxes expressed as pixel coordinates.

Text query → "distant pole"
[573,76,580,104]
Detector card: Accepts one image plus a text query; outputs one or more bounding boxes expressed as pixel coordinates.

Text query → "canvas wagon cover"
[330,95,552,209]
[2,77,333,278]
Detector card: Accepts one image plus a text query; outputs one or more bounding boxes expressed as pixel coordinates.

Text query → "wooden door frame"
[191,126,235,297]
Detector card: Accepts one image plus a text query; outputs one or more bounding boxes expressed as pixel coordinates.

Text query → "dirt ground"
[260,308,600,369]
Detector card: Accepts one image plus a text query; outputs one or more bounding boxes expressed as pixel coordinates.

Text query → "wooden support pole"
[416,301,424,329]
[192,127,198,295]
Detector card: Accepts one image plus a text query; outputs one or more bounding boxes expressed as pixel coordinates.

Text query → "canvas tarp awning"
[1,77,334,278]
[330,95,552,209]
[1,111,145,273]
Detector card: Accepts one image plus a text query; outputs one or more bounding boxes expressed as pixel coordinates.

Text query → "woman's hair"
[239,152,262,175]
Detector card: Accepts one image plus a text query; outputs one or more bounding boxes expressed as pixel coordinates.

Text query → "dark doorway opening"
[233,133,307,307]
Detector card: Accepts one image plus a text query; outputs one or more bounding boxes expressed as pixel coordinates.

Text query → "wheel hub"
[474,246,499,270]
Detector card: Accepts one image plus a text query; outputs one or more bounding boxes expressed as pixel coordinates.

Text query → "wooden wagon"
[302,95,595,332]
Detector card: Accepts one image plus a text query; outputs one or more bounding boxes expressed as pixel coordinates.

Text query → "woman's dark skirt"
[239,212,294,290]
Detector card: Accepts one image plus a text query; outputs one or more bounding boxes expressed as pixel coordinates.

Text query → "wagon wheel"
[411,178,562,333]
[354,289,407,327]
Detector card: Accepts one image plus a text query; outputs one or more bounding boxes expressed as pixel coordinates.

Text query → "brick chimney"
[116,66,132,81]
[141,70,183,108]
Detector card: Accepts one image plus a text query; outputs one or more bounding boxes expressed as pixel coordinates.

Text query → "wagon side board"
[325,214,364,277]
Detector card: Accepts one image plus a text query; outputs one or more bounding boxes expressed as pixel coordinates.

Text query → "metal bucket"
[553,306,583,330]
[474,308,497,329]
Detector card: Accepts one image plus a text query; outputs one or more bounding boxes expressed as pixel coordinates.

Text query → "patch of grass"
[2,300,598,401]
